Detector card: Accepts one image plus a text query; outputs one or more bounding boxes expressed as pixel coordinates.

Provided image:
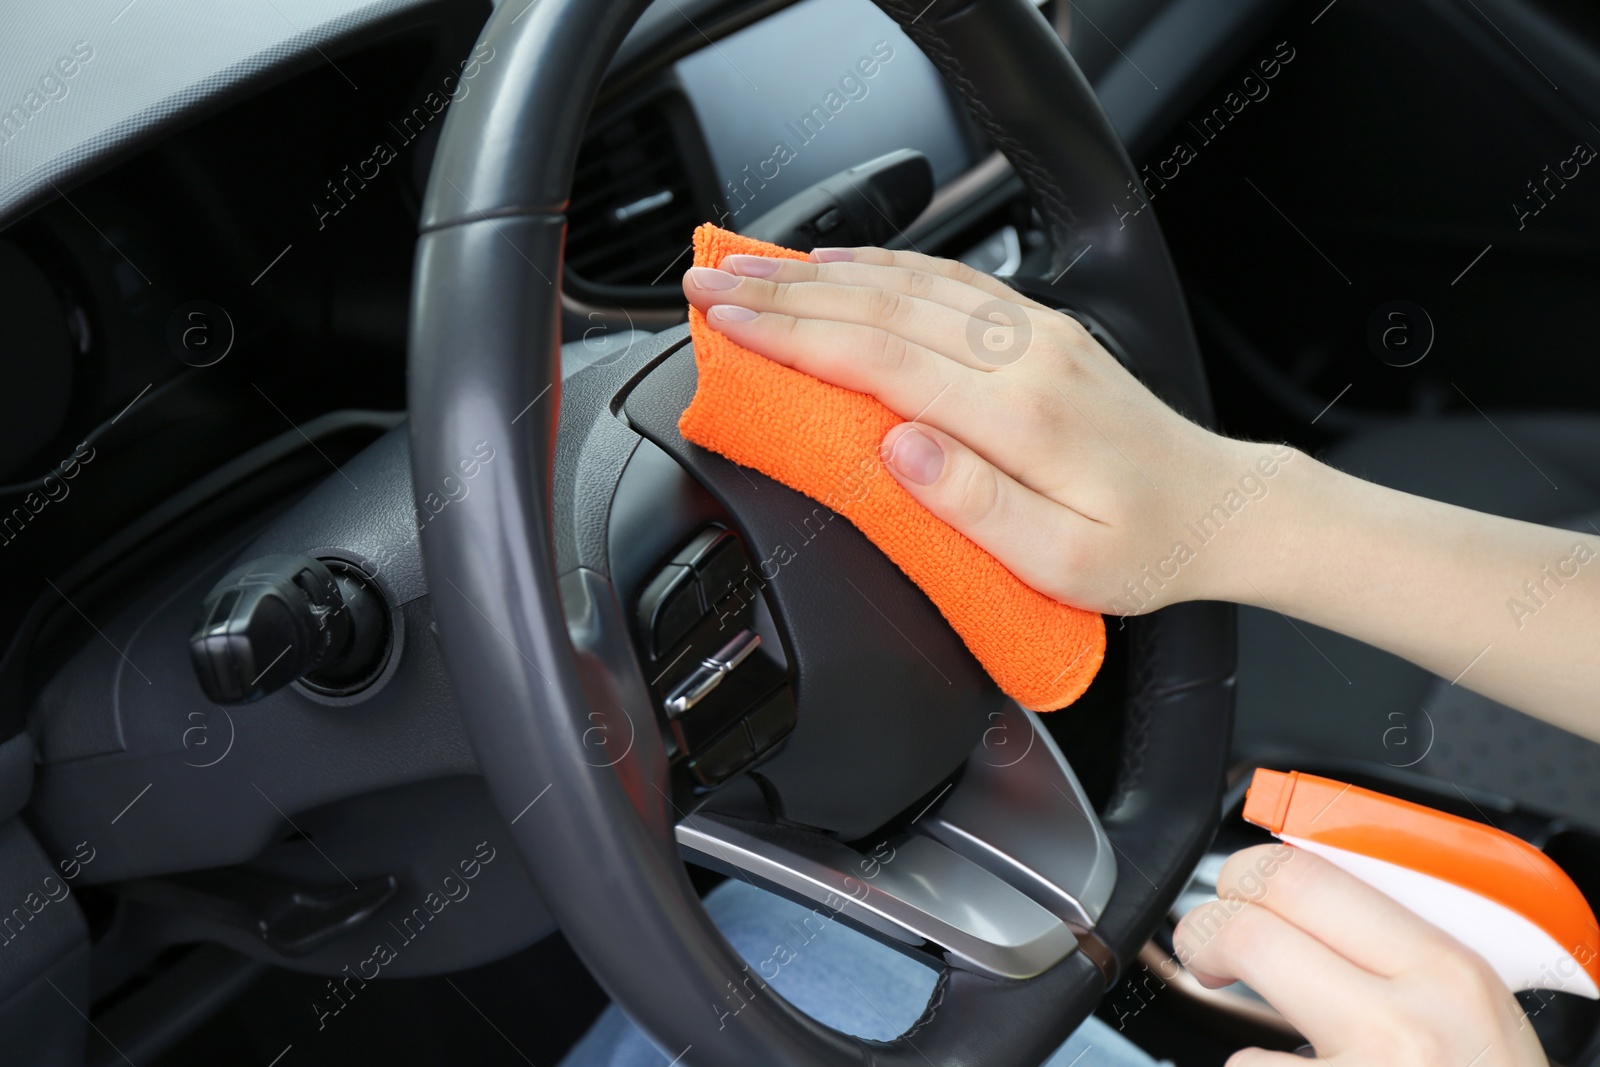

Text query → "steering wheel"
[408,0,1233,1062]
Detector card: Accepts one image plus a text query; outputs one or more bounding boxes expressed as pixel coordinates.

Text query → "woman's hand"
[682,246,1282,615]
[684,243,1600,730]
[1175,845,1548,1066]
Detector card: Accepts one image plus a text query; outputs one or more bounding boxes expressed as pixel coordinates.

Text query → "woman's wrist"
[1178,440,1336,609]
[1249,445,1349,615]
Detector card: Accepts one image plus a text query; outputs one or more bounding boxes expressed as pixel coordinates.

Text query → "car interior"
[3,0,1600,1063]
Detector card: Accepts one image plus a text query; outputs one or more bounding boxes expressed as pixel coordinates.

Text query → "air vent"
[568,96,706,289]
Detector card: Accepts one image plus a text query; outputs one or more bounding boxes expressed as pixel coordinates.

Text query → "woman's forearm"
[1231,451,1600,741]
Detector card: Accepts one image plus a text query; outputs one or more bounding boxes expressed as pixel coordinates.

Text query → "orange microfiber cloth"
[678,224,1105,711]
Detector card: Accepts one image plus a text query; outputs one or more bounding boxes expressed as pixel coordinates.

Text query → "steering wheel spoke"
[678,815,1075,981]
[676,704,1117,981]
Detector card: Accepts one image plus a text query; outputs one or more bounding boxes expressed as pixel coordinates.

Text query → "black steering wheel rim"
[407,1,1235,1063]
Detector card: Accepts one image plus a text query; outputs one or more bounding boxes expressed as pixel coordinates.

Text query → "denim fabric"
[559,879,1166,1067]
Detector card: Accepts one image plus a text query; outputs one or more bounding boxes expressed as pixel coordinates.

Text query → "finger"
[1215,844,1467,979]
[879,421,1101,603]
[683,267,1030,371]
[808,245,1051,310]
[1174,898,1375,1053]
[717,254,1024,324]
[693,304,990,424]
[721,256,1049,372]
[694,303,1072,492]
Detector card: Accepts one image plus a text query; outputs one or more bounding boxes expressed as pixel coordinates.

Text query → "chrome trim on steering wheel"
[677,814,1079,980]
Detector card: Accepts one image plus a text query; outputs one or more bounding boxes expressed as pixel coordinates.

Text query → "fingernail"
[811,247,855,263]
[687,266,739,290]
[887,427,943,485]
[709,304,759,322]
[721,254,781,278]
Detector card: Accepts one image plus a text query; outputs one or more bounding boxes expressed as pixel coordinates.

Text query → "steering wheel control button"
[637,563,703,659]
[669,527,722,566]
[670,528,749,607]
[695,538,749,606]
[664,663,722,718]
[629,525,793,789]
[710,627,761,672]
[663,629,762,717]
[687,723,755,787]
[745,688,797,754]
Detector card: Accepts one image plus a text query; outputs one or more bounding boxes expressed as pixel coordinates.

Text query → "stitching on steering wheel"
[873,0,1082,270]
